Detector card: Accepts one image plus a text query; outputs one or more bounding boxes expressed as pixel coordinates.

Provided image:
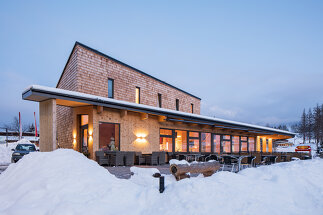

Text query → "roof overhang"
[22,85,296,138]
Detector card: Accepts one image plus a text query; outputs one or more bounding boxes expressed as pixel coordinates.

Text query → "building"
[0,129,39,145]
[22,42,295,159]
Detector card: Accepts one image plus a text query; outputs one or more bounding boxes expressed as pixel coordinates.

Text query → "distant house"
[22,42,295,159]
[0,129,39,145]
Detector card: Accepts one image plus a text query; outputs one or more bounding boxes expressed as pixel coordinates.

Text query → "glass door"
[80,115,89,154]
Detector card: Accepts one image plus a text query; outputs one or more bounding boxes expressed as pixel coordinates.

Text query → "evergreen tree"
[299,109,307,143]
[307,108,314,143]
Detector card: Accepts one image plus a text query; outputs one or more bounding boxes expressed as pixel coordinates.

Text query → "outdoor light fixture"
[88,130,93,141]
[73,133,77,146]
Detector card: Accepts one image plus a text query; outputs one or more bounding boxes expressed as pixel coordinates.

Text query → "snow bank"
[0,139,34,165]
[130,166,160,176]
[1,149,323,215]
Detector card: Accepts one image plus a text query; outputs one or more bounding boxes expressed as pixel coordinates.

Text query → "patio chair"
[109,151,125,166]
[95,151,109,166]
[205,154,218,162]
[221,155,238,172]
[135,152,146,165]
[158,152,166,165]
[145,152,159,165]
[125,151,135,166]
[240,155,256,168]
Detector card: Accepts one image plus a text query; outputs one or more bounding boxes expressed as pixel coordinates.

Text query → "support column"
[39,99,57,152]
[256,136,261,152]
[268,138,273,153]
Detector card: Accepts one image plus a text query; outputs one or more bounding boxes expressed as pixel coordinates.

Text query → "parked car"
[11,144,38,163]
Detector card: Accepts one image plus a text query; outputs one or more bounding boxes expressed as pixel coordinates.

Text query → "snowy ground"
[0,149,322,215]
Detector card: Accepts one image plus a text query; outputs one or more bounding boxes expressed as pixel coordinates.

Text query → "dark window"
[191,103,194,113]
[176,99,179,111]
[135,87,140,104]
[108,79,114,98]
[158,93,162,108]
[99,122,120,151]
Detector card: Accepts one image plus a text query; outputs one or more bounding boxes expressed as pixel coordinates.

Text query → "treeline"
[295,104,323,147]
[267,124,289,131]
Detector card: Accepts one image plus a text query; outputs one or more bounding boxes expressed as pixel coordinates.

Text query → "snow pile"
[0,139,34,165]
[169,159,189,165]
[130,166,160,176]
[1,149,323,215]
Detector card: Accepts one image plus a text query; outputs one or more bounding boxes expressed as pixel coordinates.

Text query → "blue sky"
[0,0,322,127]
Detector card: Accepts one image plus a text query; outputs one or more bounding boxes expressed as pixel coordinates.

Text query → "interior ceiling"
[56,99,89,107]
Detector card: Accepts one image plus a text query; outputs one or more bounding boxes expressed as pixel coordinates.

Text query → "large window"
[241,136,248,152]
[249,137,255,151]
[158,93,162,108]
[135,87,140,104]
[160,129,173,152]
[232,136,239,153]
[201,133,211,152]
[99,122,120,151]
[213,134,221,154]
[189,132,199,152]
[175,130,187,152]
[108,78,114,98]
[222,135,231,153]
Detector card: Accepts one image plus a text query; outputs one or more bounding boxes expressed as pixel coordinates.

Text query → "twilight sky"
[0,0,323,127]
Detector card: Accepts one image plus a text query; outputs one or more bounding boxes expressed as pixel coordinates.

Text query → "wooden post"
[140,113,148,120]
[39,99,57,152]
[97,105,103,114]
[120,110,127,118]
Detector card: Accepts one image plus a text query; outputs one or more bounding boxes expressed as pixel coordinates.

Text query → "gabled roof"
[56,41,201,100]
[22,85,296,138]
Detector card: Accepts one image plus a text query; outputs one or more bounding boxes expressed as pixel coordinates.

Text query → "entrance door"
[81,124,88,153]
[79,115,89,153]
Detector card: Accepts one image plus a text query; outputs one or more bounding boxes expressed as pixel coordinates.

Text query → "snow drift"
[0,149,323,215]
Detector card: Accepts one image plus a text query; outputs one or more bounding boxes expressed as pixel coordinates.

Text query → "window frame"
[135,87,140,104]
[158,93,162,108]
[176,99,179,111]
[108,78,114,99]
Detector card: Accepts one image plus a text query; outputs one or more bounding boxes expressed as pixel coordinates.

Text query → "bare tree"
[3,116,29,133]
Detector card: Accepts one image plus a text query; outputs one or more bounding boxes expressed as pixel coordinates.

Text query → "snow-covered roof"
[22,85,295,137]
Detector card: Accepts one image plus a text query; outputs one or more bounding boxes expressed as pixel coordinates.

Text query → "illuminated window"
[160,129,173,152]
[135,87,140,104]
[157,93,162,108]
[249,137,255,152]
[175,130,187,152]
[189,132,199,152]
[176,99,179,111]
[191,103,194,113]
[108,78,114,98]
[201,133,211,152]
[241,136,248,152]
[222,135,231,153]
[232,136,239,153]
[213,134,221,154]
